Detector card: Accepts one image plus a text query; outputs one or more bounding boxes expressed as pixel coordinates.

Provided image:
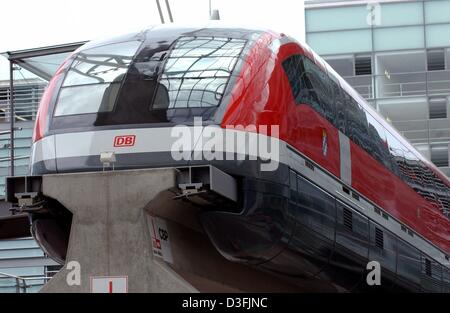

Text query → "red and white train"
[8,24,450,292]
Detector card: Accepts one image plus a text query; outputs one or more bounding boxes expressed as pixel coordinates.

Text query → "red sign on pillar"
[90,276,128,293]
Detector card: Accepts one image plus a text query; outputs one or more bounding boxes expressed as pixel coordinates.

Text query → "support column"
[9,60,15,177]
[39,168,196,293]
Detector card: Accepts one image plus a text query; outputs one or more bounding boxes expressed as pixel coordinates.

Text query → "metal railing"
[378,78,450,98]
[341,69,450,99]
[343,74,374,99]
[392,117,450,145]
[0,271,51,293]
[392,118,450,169]
[0,155,29,163]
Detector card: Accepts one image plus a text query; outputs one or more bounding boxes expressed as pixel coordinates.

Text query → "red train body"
[11,24,449,292]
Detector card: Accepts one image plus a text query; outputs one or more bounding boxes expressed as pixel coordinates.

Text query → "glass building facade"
[305,0,450,177]
[0,77,56,293]
[0,238,58,293]
[0,79,44,196]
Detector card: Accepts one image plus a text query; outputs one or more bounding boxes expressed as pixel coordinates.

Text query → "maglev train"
[13,24,450,292]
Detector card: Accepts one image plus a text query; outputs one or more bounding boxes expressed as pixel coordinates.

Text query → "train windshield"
[154,36,246,109]
[51,36,246,129]
[55,40,141,116]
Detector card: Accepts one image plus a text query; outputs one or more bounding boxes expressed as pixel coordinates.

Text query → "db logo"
[159,228,169,241]
[114,135,136,147]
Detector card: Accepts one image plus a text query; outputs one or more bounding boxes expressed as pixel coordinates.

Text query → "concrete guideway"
[38,168,304,293]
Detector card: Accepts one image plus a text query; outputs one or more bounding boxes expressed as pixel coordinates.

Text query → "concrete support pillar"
[40,168,196,293]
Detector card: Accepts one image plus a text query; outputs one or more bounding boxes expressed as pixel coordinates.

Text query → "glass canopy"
[1,42,86,81]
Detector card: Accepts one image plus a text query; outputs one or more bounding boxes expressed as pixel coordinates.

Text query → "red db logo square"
[114,135,135,147]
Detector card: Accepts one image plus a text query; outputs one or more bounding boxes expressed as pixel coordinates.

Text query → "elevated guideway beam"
[31,168,304,293]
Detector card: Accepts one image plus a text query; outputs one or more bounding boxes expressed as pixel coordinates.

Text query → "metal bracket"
[16,192,40,207]
[175,166,237,203]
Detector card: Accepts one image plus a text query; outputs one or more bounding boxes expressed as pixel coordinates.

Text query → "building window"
[325,56,354,77]
[447,48,450,70]
[375,51,427,98]
[427,49,445,71]
[355,55,372,76]
[429,96,447,119]
[0,88,8,121]
[430,144,449,167]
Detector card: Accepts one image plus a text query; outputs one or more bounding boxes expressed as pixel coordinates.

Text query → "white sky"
[0,0,305,80]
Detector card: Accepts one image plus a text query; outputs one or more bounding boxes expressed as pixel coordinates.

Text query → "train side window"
[385,130,405,178]
[385,131,450,216]
[443,190,450,217]
[340,92,354,137]
[403,150,425,191]
[322,75,336,124]
[366,112,391,169]
[303,57,334,121]
[282,55,306,103]
[413,159,449,216]
[344,94,369,149]
[299,59,321,111]
[330,78,345,133]
[414,161,442,209]
[282,54,336,126]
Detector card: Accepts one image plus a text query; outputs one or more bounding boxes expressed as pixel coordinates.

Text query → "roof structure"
[2,41,86,81]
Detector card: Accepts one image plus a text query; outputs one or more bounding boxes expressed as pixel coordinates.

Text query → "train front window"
[50,34,249,127]
[152,37,246,109]
[54,40,141,116]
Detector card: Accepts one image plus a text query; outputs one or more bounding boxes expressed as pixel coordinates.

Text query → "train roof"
[75,22,280,54]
